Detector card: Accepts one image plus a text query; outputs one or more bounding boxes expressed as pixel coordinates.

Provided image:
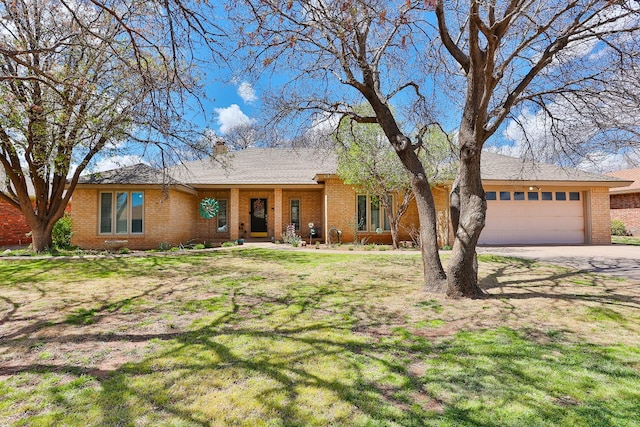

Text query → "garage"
[479,189,585,245]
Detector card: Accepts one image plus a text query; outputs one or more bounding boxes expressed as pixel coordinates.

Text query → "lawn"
[1,247,639,426]
[613,235,640,246]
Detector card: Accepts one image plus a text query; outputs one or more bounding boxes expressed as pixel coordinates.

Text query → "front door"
[250,198,268,238]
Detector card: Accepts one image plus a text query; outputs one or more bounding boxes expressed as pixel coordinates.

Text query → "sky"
[89,2,640,175]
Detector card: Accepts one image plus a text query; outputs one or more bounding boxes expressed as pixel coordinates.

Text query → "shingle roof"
[78,163,185,186]
[481,151,627,185]
[73,149,628,189]
[169,148,338,185]
[605,168,640,194]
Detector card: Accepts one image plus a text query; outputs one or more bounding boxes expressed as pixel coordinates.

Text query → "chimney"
[213,138,228,155]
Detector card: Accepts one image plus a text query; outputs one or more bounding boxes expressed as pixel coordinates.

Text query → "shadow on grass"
[2,249,640,425]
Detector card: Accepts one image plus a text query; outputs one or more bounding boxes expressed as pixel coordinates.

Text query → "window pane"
[541,192,553,201]
[514,191,525,200]
[115,192,128,234]
[527,192,539,201]
[556,192,567,201]
[500,191,511,201]
[569,192,580,201]
[485,191,496,200]
[100,193,112,233]
[218,199,228,231]
[357,195,367,231]
[131,192,143,233]
[370,196,380,231]
[290,199,300,230]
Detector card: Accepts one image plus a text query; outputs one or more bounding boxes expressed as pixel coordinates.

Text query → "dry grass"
[1,247,639,426]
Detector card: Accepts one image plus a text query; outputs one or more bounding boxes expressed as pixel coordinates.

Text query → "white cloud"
[214,104,253,135]
[79,155,145,175]
[237,82,257,104]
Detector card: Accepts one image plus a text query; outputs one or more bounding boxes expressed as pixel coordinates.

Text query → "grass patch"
[612,235,640,246]
[1,247,639,426]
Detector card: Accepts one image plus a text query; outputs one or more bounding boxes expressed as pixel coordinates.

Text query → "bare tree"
[0,0,216,251]
[227,0,449,292]
[434,0,640,297]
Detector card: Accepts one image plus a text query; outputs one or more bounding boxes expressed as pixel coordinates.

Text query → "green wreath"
[198,198,219,219]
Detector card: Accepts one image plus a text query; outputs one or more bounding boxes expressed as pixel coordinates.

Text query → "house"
[68,148,631,250]
[606,168,640,236]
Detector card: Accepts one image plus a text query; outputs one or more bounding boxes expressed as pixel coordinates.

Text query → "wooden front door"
[250,198,268,237]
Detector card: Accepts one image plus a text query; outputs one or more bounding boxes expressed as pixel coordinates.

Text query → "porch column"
[274,187,283,241]
[230,188,240,241]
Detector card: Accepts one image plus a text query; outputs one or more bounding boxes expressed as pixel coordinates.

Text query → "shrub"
[119,247,131,254]
[611,219,629,236]
[222,241,236,247]
[193,243,206,250]
[52,214,73,249]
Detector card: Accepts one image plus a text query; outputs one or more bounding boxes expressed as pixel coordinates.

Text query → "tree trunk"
[409,171,447,292]
[390,221,399,249]
[446,143,485,298]
[29,219,55,252]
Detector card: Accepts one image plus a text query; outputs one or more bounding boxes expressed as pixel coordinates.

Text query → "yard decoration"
[198,198,219,219]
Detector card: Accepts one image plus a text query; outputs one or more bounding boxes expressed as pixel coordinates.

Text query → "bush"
[193,243,206,250]
[52,214,73,249]
[611,219,629,236]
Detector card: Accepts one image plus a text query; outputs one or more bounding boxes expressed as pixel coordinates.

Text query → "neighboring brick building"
[68,148,630,250]
[0,167,33,247]
[606,168,640,236]
[0,200,32,247]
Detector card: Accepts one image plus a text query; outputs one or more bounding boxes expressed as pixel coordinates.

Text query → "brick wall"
[589,187,612,244]
[192,190,231,242]
[610,193,640,235]
[0,200,32,247]
[70,187,197,250]
[610,192,640,209]
[323,178,450,246]
[282,189,324,240]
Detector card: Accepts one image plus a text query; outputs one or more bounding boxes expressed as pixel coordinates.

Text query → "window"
[500,191,511,201]
[556,192,567,201]
[357,195,392,232]
[290,199,300,230]
[514,191,525,200]
[99,191,144,234]
[541,192,553,201]
[217,199,228,232]
[485,191,496,200]
[527,192,539,201]
[569,192,580,201]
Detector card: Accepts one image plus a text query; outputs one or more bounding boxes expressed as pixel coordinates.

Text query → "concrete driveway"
[476,244,640,281]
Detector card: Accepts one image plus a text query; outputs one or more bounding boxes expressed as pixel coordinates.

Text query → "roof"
[169,148,338,186]
[72,148,629,189]
[605,168,640,194]
[481,151,629,186]
[77,163,187,187]
[1,167,38,197]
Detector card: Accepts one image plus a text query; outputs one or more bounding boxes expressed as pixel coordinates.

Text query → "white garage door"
[479,190,585,245]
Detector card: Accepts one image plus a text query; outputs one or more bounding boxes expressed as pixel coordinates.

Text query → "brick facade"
[0,200,32,247]
[610,193,640,235]
[588,187,613,244]
[69,177,614,249]
[71,187,197,250]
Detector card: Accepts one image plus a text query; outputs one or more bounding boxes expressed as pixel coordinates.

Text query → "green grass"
[1,247,639,426]
[612,235,640,246]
